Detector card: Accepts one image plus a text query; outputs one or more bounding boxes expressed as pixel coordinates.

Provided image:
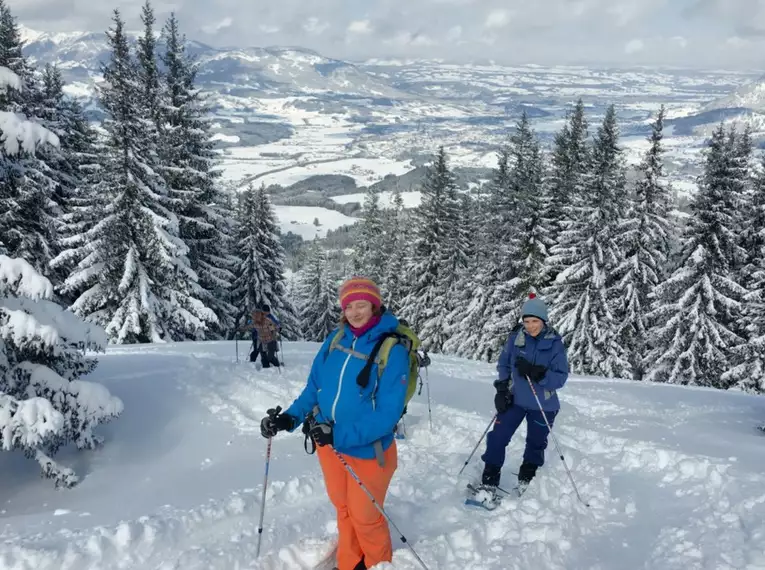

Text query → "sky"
[8,0,765,69]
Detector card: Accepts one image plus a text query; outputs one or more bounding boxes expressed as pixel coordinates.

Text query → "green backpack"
[326,319,429,415]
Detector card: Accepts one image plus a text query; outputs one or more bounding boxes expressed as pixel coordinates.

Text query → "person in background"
[252,306,280,368]
[479,293,569,492]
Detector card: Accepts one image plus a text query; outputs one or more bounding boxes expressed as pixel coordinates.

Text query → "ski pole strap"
[304,427,316,454]
[302,413,316,455]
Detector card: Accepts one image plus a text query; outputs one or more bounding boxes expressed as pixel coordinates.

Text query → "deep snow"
[1,341,764,570]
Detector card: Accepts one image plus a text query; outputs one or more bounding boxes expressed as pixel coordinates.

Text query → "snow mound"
[0,342,763,569]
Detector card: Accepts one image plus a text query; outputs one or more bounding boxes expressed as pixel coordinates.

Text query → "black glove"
[260,407,294,438]
[516,357,547,383]
[309,422,334,447]
[493,382,514,414]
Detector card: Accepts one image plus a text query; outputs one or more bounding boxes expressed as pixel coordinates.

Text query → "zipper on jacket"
[332,338,356,421]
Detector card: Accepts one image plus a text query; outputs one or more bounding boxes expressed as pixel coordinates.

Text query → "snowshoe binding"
[465,482,503,510]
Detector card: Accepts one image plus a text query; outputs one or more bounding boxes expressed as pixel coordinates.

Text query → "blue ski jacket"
[496,325,569,412]
[284,311,409,460]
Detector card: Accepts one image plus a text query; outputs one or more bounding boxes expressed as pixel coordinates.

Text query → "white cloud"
[303,17,329,35]
[384,31,437,47]
[624,38,644,54]
[8,0,765,69]
[484,9,511,29]
[726,35,749,48]
[347,19,373,34]
[446,25,462,41]
[200,17,232,35]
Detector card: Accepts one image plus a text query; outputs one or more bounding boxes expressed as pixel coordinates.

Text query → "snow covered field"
[272,205,358,240]
[1,341,764,570]
[331,191,423,209]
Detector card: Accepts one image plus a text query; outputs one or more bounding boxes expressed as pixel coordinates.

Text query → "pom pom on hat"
[339,276,383,310]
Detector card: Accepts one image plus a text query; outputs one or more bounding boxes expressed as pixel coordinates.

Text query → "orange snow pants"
[316,441,398,570]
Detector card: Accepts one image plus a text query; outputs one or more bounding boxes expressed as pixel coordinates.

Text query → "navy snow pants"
[481,404,557,469]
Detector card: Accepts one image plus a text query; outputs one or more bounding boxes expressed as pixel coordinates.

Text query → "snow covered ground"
[272,205,358,240]
[1,341,764,570]
[331,191,423,209]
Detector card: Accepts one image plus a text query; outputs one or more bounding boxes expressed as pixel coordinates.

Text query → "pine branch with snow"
[0,255,123,488]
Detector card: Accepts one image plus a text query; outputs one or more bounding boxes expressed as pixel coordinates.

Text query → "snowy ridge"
[1,342,763,569]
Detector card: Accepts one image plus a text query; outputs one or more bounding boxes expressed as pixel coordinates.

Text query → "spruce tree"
[35,65,102,294]
[159,13,237,337]
[402,147,459,351]
[442,188,494,360]
[646,123,747,387]
[230,184,296,337]
[0,65,122,488]
[255,184,298,339]
[547,105,631,378]
[481,113,550,356]
[547,99,589,263]
[0,4,59,279]
[382,185,407,313]
[298,240,340,342]
[614,106,673,380]
[722,151,765,394]
[354,185,385,285]
[60,10,213,343]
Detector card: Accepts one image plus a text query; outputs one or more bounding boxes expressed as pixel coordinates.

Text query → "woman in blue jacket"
[480,293,569,491]
[259,277,409,570]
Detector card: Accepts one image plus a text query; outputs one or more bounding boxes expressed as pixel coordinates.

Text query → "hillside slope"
[0,341,763,569]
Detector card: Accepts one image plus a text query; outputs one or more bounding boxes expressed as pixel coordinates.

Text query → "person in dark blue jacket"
[480,293,569,489]
[258,277,409,570]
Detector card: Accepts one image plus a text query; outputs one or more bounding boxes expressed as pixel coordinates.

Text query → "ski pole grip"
[268,405,282,418]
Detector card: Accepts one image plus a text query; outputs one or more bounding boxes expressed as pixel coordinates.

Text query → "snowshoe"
[513,480,531,498]
[465,482,504,510]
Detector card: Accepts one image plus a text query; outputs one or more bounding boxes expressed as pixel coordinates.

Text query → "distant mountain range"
[17,25,764,204]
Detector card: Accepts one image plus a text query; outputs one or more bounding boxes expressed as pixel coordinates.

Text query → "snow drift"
[0,341,763,569]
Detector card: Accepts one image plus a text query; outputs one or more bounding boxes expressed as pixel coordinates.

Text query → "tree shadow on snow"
[0,352,192,509]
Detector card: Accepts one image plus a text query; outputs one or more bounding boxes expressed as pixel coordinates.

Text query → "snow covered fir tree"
[231,183,297,339]
[0,63,122,488]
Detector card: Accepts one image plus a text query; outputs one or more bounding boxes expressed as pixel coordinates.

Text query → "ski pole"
[424,366,433,432]
[256,405,281,557]
[525,375,589,507]
[457,414,496,477]
[279,337,285,367]
[330,446,430,570]
[235,334,239,363]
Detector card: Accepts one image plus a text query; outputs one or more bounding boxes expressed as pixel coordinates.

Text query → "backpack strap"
[356,332,399,389]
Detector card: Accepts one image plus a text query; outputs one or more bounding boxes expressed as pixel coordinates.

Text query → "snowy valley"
[18,24,765,235]
[2,341,764,570]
